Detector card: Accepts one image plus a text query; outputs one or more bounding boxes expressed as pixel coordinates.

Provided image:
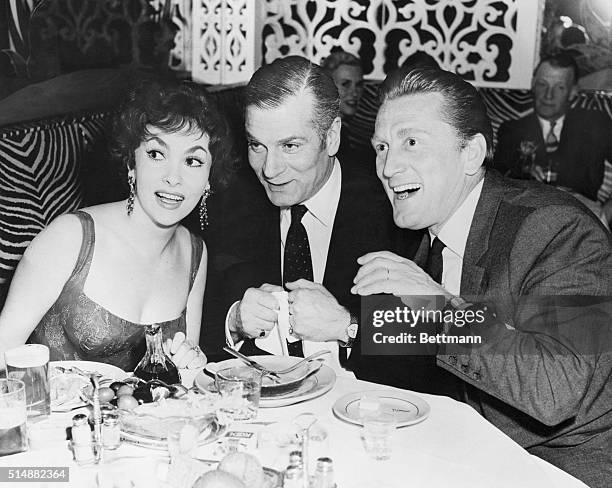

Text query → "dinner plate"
[205,356,322,390]
[195,365,336,408]
[50,360,128,412]
[332,390,430,427]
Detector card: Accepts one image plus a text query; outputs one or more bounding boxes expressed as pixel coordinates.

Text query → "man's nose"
[262,150,285,180]
[544,86,555,99]
[381,148,404,180]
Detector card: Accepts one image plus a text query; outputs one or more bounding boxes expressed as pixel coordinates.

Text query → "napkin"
[255,291,343,373]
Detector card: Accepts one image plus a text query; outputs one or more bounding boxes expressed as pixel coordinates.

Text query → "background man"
[494,52,612,220]
[202,56,418,373]
[353,67,612,487]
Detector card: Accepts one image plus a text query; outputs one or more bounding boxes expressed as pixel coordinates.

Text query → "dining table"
[0,365,589,488]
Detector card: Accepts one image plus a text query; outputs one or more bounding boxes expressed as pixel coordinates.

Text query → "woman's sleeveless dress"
[30,211,204,371]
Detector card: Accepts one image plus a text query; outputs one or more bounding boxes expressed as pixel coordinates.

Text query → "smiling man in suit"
[494,52,612,219]
[201,56,419,374]
[353,67,612,487]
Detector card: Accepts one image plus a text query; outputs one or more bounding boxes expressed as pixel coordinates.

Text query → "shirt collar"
[281,159,341,227]
[430,178,484,260]
[538,114,565,133]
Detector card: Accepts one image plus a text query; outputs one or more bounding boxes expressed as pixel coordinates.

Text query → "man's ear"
[462,133,487,175]
[569,82,579,102]
[326,116,342,157]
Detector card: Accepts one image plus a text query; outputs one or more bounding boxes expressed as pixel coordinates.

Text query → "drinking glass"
[544,156,559,184]
[5,344,50,419]
[215,366,262,422]
[361,411,396,460]
[0,378,28,456]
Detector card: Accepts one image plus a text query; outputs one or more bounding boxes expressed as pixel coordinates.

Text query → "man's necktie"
[283,204,312,356]
[424,236,445,284]
[545,120,559,153]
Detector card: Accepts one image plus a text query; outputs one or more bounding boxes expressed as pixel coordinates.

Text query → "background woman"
[0,80,233,371]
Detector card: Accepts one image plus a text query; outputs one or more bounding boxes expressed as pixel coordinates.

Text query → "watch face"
[347,323,358,338]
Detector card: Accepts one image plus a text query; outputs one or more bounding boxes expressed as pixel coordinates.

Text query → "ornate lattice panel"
[261,0,544,89]
[191,0,259,84]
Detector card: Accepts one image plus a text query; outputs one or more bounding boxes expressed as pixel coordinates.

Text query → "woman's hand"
[163,332,207,369]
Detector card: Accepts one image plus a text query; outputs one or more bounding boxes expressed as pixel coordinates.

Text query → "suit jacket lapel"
[460,171,503,295]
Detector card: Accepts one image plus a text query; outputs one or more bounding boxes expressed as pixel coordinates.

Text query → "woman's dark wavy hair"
[111,79,235,189]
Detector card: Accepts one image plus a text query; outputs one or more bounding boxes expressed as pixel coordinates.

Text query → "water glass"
[0,378,28,456]
[215,366,262,422]
[361,411,395,460]
[5,344,50,419]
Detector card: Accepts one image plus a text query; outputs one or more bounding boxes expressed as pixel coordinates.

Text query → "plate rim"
[49,360,128,380]
[332,389,430,427]
[195,364,337,408]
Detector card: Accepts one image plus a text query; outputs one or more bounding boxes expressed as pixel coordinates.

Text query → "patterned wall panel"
[261,0,544,88]
[191,0,258,84]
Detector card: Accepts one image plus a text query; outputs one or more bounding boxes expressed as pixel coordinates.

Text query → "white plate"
[332,390,430,427]
[195,365,336,408]
[205,356,322,389]
[49,360,128,412]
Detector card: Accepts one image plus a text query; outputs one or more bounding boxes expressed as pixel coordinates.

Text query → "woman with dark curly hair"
[0,79,233,371]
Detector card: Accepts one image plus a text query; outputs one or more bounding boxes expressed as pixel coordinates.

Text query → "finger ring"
[259,330,266,338]
[191,344,202,355]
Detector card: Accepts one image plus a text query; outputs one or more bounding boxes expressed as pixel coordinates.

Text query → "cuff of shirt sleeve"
[225,301,244,351]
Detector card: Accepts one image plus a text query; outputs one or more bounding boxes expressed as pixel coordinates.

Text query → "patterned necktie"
[545,120,559,153]
[424,237,445,284]
[283,204,312,356]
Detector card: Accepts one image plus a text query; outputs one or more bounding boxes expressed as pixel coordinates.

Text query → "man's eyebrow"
[278,136,306,144]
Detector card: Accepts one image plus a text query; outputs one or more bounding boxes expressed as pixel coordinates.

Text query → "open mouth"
[155,191,184,205]
[392,183,421,200]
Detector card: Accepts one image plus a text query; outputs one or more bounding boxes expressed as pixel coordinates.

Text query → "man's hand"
[351,251,448,297]
[529,164,546,182]
[285,279,349,342]
[229,283,285,341]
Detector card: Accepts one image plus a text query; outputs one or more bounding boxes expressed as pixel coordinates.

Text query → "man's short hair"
[379,68,494,164]
[534,52,579,84]
[244,56,340,141]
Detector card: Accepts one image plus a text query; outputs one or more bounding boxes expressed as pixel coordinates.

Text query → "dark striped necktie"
[283,204,312,356]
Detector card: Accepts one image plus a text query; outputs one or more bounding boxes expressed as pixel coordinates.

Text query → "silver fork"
[270,349,331,374]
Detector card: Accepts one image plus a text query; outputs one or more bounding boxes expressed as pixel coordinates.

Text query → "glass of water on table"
[0,378,28,456]
[215,366,262,423]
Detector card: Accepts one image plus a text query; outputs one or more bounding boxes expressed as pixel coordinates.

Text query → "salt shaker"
[71,414,94,465]
[102,412,121,450]
[312,457,336,488]
[283,465,303,488]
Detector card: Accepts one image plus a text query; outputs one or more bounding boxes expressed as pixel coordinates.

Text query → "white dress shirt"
[430,179,484,296]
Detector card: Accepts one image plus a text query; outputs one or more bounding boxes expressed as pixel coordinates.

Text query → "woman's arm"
[185,241,208,345]
[0,214,82,357]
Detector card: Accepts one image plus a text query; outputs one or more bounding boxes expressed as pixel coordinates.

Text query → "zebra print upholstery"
[0,112,114,298]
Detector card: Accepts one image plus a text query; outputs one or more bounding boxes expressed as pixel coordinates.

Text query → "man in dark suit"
[353,67,612,487]
[202,56,418,373]
[493,52,612,217]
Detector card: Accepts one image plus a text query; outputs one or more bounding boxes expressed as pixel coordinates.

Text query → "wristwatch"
[338,313,359,348]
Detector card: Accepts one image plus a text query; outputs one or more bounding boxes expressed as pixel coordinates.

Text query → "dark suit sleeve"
[437,205,612,427]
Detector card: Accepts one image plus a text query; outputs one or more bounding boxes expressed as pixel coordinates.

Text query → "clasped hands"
[162,331,207,369]
[232,280,349,343]
[351,251,447,297]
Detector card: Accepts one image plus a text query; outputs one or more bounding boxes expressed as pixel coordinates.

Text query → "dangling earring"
[199,186,211,230]
[126,173,136,216]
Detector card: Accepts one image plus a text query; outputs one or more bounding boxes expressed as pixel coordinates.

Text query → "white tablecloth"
[0,372,587,488]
